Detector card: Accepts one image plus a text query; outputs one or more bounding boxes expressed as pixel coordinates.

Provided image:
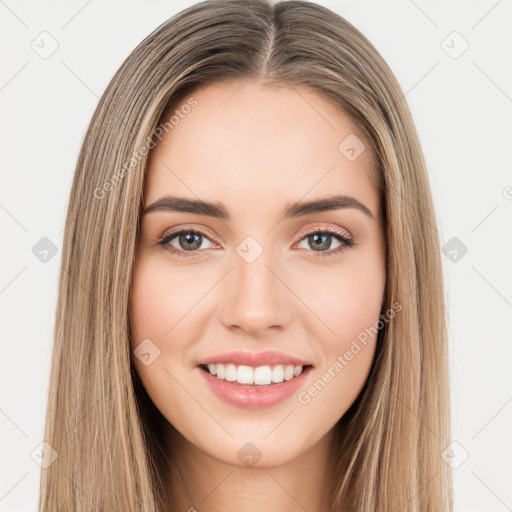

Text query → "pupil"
[180,232,201,250]
[310,234,330,250]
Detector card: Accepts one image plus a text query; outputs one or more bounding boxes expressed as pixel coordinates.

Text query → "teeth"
[271,365,284,383]
[204,363,305,386]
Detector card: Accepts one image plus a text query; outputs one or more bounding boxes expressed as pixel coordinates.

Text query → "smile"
[201,363,308,386]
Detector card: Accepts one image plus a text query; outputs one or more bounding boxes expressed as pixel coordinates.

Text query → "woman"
[38,0,453,510]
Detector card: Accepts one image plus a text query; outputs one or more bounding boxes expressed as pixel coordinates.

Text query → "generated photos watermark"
[93,96,198,200]
[297,301,402,405]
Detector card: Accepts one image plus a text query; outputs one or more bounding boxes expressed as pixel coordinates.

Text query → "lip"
[197,364,313,409]
[196,349,313,367]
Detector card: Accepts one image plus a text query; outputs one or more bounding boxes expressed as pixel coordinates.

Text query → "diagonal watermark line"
[61,60,100,99]
[368,61,445,246]
[0,472,29,502]
[0,408,29,438]
[266,266,336,335]
[0,0,29,28]
[0,202,29,233]
[58,467,88,500]
[386,180,441,240]
[200,470,234,503]
[265,470,310,511]
[472,61,512,104]
[470,204,499,233]
[56,266,130,443]
[471,265,512,308]
[0,61,29,92]
[265,409,294,438]
[163,367,234,438]
[61,0,94,29]
[62,397,103,440]
[170,458,196,506]
[398,470,440,511]
[404,262,440,300]
[471,396,512,439]
[62,367,126,442]
[398,61,439,103]
[163,267,234,337]
[289,82,336,130]
[471,0,504,30]
[407,0,439,29]
[391,388,439,440]
[471,470,512,510]
[0,266,28,295]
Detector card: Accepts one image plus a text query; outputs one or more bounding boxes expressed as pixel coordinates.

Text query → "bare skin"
[129,80,386,512]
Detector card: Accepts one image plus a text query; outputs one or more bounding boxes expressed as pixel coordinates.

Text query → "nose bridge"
[219,238,290,333]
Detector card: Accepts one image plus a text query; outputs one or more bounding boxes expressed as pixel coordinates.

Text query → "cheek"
[129,259,190,412]
[128,258,180,370]
[129,256,201,349]
[308,261,385,346]
[300,257,385,410]
[129,255,214,381]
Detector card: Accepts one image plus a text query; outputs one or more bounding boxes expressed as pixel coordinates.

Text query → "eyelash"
[157,225,356,259]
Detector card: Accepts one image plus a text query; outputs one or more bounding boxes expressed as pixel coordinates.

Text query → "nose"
[219,247,292,336]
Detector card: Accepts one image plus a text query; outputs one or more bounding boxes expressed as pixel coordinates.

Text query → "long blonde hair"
[38,0,453,510]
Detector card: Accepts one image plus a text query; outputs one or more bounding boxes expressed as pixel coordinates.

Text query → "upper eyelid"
[297,224,351,239]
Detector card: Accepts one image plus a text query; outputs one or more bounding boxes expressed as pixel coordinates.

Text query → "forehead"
[144,81,379,219]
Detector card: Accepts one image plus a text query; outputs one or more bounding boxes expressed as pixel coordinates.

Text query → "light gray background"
[1,1,511,510]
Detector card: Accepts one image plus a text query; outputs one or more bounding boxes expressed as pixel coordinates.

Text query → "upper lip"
[196,349,313,368]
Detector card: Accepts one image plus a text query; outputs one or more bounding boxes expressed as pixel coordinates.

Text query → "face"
[129,80,386,468]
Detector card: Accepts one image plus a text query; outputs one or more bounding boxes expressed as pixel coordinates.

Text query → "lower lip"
[197,365,313,409]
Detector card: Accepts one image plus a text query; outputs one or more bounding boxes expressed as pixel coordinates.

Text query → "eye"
[295,225,356,258]
[157,225,356,259]
[157,227,217,258]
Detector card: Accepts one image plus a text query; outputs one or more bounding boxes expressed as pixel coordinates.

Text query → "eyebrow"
[143,194,375,219]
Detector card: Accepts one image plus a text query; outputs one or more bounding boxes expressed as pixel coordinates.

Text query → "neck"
[164,424,338,512]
